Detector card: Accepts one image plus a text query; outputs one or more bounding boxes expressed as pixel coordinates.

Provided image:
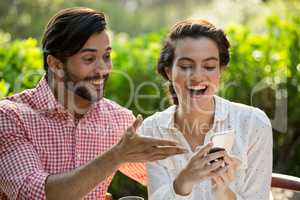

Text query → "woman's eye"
[179,65,192,70]
[204,66,216,71]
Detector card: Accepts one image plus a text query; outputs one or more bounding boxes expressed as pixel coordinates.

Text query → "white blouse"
[139,96,273,200]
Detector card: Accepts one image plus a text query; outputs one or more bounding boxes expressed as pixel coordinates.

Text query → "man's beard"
[63,69,109,103]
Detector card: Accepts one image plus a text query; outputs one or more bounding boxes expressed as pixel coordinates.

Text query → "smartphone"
[210,129,235,153]
[208,147,225,164]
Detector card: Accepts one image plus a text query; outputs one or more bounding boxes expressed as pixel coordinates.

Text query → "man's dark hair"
[157,19,230,105]
[42,7,107,75]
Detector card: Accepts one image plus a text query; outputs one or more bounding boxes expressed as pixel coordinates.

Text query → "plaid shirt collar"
[31,76,65,113]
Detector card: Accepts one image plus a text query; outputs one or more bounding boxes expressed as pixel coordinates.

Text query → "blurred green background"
[0,0,299,199]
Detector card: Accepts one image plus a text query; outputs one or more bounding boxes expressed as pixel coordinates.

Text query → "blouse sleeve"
[146,162,193,200]
[232,108,273,200]
[138,117,193,200]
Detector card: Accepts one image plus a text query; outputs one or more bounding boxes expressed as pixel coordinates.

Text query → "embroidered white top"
[139,96,273,200]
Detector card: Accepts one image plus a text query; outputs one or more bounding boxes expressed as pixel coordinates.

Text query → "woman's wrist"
[173,171,194,196]
[214,186,236,200]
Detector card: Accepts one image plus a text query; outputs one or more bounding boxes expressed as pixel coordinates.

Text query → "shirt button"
[77,154,81,160]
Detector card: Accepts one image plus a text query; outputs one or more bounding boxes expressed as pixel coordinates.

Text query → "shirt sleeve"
[231,108,273,200]
[0,108,49,200]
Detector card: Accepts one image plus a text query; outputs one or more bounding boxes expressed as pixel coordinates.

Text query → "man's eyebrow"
[79,48,98,53]
[79,46,112,53]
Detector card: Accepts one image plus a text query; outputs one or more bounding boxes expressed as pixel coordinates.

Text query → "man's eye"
[83,57,95,62]
[104,53,111,61]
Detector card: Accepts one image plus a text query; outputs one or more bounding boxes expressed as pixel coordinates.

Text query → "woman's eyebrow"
[202,56,219,62]
[178,57,219,63]
[177,57,194,62]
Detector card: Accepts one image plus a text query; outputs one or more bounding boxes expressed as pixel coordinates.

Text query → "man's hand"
[46,114,187,200]
[112,115,187,164]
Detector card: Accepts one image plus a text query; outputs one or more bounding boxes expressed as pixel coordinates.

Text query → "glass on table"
[118,196,144,200]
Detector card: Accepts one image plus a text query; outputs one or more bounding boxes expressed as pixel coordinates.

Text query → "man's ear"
[47,55,64,78]
[164,67,172,81]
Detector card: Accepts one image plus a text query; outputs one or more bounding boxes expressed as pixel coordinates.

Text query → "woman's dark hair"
[157,19,230,105]
[42,7,107,76]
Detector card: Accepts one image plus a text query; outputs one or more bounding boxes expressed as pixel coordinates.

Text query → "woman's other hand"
[212,153,241,200]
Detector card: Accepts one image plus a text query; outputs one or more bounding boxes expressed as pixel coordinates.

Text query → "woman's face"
[165,37,223,112]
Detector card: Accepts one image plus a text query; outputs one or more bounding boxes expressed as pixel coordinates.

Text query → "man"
[0,7,186,200]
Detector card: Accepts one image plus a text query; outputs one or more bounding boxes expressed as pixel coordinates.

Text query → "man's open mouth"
[89,79,104,85]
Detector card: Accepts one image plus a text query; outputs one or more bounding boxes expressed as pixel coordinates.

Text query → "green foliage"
[2,0,299,40]
[0,33,43,98]
[106,31,167,116]
[223,15,300,176]
[0,0,210,39]
[0,14,299,199]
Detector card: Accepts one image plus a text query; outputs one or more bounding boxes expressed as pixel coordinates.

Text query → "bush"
[0,33,43,98]
[224,15,300,175]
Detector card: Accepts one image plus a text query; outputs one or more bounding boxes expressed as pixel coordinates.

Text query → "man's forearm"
[45,146,121,200]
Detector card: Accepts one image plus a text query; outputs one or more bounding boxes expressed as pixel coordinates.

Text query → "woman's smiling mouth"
[187,85,208,97]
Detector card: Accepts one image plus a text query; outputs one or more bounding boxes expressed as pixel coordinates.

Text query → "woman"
[138,19,273,200]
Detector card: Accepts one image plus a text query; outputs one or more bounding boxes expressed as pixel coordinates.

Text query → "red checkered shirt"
[0,77,146,200]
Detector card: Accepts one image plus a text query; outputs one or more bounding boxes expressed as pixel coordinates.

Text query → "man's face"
[62,31,112,102]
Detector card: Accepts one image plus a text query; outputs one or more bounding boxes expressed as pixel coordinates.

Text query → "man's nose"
[94,59,111,73]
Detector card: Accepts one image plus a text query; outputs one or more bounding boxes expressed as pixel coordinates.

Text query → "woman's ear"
[220,65,226,74]
[47,55,64,79]
[164,67,172,81]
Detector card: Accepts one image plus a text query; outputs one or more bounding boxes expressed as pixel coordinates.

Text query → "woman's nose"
[190,66,206,79]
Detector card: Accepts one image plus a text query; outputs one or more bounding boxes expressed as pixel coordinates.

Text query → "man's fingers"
[141,137,180,147]
[132,114,143,131]
[153,146,188,155]
[148,146,188,161]
[126,114,143,134]
[149,153,176,161]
